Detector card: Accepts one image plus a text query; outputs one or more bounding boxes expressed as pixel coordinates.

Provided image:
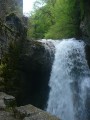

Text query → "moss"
[5,100,16,110]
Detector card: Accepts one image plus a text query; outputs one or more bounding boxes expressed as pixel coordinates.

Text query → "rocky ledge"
[14,104,60,120]
[0,92,60,120]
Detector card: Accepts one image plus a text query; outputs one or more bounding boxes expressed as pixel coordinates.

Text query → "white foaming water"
[38,39,60,53]
[46,38,90,120]
[38,39,60,62]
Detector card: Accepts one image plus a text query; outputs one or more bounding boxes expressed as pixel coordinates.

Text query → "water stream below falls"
[46,38,90,120]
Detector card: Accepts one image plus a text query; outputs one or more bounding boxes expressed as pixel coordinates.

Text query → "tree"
[28,0,82,39]
[28,2,55,39]
[45,0,81,39]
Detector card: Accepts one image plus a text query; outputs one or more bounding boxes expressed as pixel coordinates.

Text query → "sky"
[23,0,36,15]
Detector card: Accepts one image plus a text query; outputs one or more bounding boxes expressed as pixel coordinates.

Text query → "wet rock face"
[85,44,90,68]
[17,40,55,109]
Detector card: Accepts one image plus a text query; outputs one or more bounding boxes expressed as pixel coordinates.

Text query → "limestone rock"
[0,0,23,20]
[14,104,60,120]
[0,111,18,120]
[0,92,16,110]
[0,99,6,110]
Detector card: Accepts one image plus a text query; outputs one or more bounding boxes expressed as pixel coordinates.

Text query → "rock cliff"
[16,40,55,109]
[80,0,90,41]
[0,0,23,20]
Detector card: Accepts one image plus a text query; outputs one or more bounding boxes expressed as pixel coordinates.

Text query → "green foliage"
[45,0,80,39]
[28,0,82,39]
[28,1,55,39]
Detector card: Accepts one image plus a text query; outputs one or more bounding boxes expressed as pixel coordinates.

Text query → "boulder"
[0,93,60,120]
[14,104,60,120]
[0,92,16,110]
[0,92,17,119]
[0,111,18,120]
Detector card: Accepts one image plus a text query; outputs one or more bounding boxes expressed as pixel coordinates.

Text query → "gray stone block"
[14,104,60,120]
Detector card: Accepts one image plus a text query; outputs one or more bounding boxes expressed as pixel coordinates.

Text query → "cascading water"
[46,38,90,120]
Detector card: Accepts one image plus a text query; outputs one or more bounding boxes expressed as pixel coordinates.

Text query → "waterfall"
[46,38,90,120]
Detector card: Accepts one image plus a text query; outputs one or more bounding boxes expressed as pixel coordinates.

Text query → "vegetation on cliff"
[28,0,90,40]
